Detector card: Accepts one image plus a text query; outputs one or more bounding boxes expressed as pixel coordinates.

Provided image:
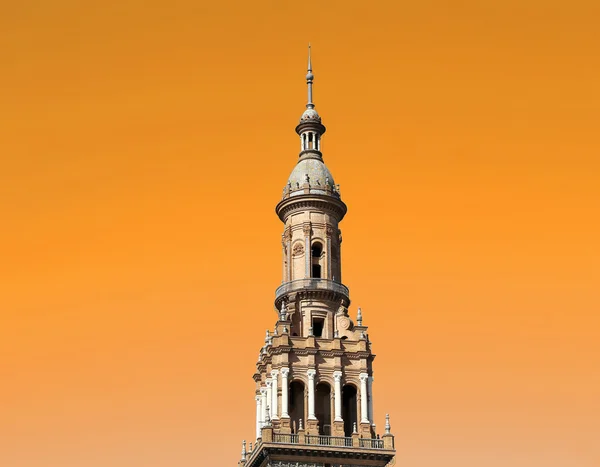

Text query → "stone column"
[265,378,272,416]
[307,369,317,420]
[260,387,268,426]
[359,373,369,423]
[271,370,279,419]
[255,395,262,439]
[333,371,343,422]
[280,368,290,418]
[368,376,374,423]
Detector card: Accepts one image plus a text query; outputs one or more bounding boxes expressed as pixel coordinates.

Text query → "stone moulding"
[245,443,395,467]
[275,194,347,222]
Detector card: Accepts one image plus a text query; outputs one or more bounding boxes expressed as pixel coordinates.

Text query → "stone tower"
[238,47,395,467]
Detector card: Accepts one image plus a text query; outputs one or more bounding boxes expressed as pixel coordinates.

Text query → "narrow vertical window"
[311,242,323,278]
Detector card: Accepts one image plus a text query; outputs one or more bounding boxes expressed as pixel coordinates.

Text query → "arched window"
[315,382,332,435]
[311,242,323,278]
[311,242,323,257]
[289,381,305,434]
[342,384,358,437]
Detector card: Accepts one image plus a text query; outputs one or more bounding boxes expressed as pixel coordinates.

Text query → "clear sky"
[1,1,599,466]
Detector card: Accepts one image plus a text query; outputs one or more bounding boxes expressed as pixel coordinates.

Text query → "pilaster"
[303,222,311,278]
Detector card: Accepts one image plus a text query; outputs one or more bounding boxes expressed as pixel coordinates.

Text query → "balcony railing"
[273,433,299,444]
[359,438,384,449]
[306,435,353,447]
[270,433,385,450]
[275,278,350,303]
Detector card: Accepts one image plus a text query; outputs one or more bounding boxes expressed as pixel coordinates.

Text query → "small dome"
[300,107,321,123]
[287,158,335,196]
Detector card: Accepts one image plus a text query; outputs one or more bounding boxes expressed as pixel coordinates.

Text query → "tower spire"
[296,44,325,154]
[306,43,314,109]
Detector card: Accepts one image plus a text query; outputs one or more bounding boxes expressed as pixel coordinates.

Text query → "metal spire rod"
[306,43,314,109]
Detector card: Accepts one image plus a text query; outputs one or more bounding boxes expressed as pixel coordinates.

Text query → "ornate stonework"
[292,243,304,256]
[238,47,395,467]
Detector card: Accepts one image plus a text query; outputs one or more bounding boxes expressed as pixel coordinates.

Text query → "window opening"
[312,318,324,338]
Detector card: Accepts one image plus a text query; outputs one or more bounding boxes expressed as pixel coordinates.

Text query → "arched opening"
[311,242,323,279]
[342,384,358,437]
[311,242,323,257]
[289,381,305,434]
[315,382,332,435]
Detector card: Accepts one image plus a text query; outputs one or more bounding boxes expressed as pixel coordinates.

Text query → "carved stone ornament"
[337,316,351,331]
[292,243,304,256]
[326,224,334,237]
[303,223,312,235]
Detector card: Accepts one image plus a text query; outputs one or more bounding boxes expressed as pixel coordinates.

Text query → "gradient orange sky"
[1,1,599,466]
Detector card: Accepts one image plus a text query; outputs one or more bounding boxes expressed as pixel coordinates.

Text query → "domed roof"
[287,157,335,197]
[300,107,321,123]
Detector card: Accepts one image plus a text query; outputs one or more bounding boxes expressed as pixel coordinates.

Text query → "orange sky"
[1,1,599,466]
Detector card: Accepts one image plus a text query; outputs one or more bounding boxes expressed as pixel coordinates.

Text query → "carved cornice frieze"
[270,346,292,355]
[318,350,345,358]
[292,348,318,356]
[339,351,372,360]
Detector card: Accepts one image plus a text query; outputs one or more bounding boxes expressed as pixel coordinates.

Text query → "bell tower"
[238,46,396,467]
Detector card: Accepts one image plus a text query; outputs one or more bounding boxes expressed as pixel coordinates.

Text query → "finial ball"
[306,72,314,81]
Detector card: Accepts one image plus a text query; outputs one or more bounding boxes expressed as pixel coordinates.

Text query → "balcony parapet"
[275,278,350,309]
[272,433,388,450]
